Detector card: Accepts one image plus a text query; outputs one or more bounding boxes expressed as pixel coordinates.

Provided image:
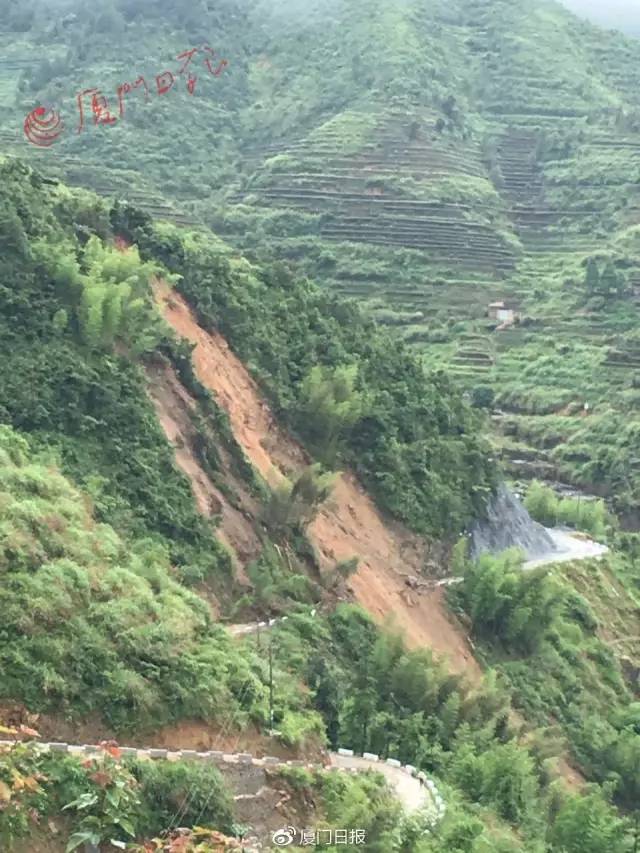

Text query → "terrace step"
[321,215,506,236]
[318,228,512,254]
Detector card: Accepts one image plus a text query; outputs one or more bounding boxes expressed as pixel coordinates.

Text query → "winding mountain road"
[0,739,441,819]
[330,753,432,814]
[523,528,609,570]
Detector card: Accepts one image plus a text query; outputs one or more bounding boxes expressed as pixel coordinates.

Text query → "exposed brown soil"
[556,756,587,790]
[145,360,262,577]
[154,280,481,680]
[311,474,478,673]
[151,721,324,762]
[154,282,305,488]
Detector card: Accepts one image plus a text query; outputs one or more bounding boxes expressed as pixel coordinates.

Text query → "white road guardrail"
[0,738,445,823]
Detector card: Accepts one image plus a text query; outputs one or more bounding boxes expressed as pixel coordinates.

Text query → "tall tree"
[299,364,366,464]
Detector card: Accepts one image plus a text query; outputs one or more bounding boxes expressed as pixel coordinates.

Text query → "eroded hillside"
[5,0,640,513]
[153,277,480,676]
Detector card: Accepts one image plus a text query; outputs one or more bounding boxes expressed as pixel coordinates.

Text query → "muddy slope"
[146,359,262,573]
[153,281,479,678]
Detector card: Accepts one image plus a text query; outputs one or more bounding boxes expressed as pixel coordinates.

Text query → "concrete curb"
[331,747,446,822]
[228,613,299,637]
[0,739,446,822]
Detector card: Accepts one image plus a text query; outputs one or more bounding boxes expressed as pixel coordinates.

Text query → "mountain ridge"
[2,1,640,849]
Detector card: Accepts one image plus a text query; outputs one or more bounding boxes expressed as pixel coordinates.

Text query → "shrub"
[132,760,235,838]
[523,481,558,527]
[471,385,495,409]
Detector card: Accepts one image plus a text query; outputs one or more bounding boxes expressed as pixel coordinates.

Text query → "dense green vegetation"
[451,546,640,822]
[1,410,635,850]
[5,0,640,515]
[276,765,407,853]
[0,740,232,851]
[4,0,640,511]
[0,155,494,550]
[0,423,325,739]
[1,736,413,852]
[4,411,627,849]
[524,480,613,539]
[1,0,640,849]
[0,157,500,848]
[119,206,496,536]
[267,605,636,852]
[0,159,233,587]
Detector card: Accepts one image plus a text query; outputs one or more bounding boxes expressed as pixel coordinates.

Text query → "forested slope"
[1,0,640,849]
[0,153,637,851]
[3,0,640,512]
[0,157,490,850]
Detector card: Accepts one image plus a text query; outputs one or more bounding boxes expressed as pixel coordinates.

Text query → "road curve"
[330,753,432,814]
[0,739,445,822]
[430,528,608,589]
[523,528,609,570]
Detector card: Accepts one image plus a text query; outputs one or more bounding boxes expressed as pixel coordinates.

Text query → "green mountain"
[4,0,640,516]
[1,1,640,851]
[2,158,627,853]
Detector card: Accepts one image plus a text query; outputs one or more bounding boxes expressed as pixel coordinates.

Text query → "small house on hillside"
[488,300,519,326]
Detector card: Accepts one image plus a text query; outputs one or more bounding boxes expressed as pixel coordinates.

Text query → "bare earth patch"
[146,359,262,577]
[155,281,480,680]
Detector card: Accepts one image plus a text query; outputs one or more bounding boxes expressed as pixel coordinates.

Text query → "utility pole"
[577,491,582,526]
[268,632,274,735]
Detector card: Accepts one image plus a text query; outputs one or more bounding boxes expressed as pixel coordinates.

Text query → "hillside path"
[154,281,481,679]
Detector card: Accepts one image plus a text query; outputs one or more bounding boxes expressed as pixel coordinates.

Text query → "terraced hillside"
[221,107,519,329]
[5,0,640,511]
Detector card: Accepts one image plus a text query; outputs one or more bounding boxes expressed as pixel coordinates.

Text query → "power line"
[193,629,282,834]
[268,631,275,736]
[166,642,266,832]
